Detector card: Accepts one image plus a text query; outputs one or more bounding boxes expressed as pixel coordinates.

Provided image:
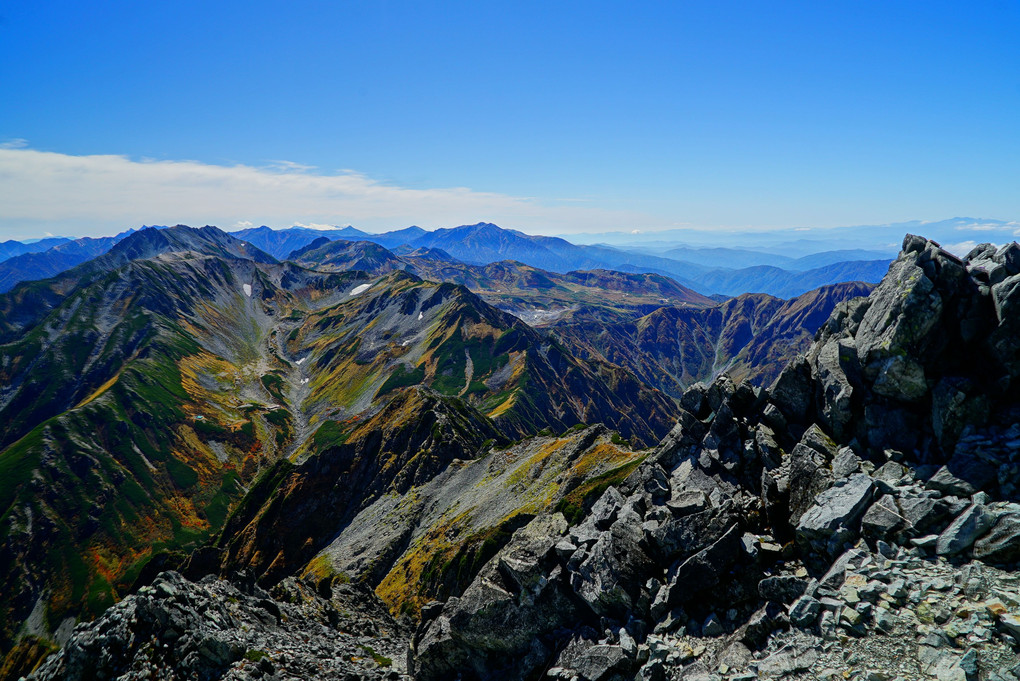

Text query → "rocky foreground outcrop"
[412,236,1020,680]
[28,571,410,681]
[25,236,1020,680]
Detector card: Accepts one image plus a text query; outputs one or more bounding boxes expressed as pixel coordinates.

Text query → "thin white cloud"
[0,138,29,149]
[264,160,318,173]
[0,147,656,238]
[293,222,348,231]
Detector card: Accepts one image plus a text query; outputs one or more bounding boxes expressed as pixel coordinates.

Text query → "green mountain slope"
[270,269,678,449]
[0,226,679,662]
[292,238,716,325]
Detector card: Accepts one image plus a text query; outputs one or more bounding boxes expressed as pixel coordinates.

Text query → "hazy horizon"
[7,216,1019,260]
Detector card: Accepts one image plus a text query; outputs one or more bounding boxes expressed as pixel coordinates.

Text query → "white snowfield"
[349,283,371,296]
[242,284,252,297]
[418,311,424,320]
[301,378,309,384]
[296,356,307,366]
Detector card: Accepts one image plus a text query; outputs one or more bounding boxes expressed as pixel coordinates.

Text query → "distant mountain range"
[234,221,891,297]
[0,237,71,262]
[0,221,894,297]
[289,237,716,325]
[650,246,892,270]
[0,230,139,292]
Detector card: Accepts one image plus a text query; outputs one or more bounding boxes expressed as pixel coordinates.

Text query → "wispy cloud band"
[0,147,651,238]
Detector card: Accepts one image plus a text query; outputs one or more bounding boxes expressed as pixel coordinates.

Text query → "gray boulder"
[647,503,735,564]
[742,602,788,647]
[797,474,876,552]
[666,490,709,517]
[800,423,839,459]
[572,507,655,617]
[926,465,979,497]
[770,357,814,424]
[973,513,1020,564]
[757,643,819,677]
[590,487,626,529]
[871,355,928,402]
[832,447,863,479]
[935,504,994,556]
[898,494,954,536]
[862,494,905,539]
[788,443,833,524]
[989,274,1020,375]
[872,460,909,485]
[652,524,746,617]
[788,595,822,628]
[813,339,857,440]
[555,638,633,681]
[854,245,943,371]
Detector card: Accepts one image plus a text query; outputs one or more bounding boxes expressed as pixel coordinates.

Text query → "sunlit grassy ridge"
[308,427,642,617]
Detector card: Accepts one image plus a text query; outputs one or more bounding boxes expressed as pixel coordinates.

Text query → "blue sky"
[1,1,1018,239]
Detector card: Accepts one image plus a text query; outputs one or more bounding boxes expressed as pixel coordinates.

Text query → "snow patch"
[301,378,309,384]
[242,283,252,297]
[349,283,371,296]
[296,356,307,366]
[418,311,423,320]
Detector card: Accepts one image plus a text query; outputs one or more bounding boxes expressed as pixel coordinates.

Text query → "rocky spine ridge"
[411,235,1020,680]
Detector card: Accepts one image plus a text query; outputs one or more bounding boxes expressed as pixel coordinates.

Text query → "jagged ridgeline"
[288,237,719,326]
[0,225,680,672]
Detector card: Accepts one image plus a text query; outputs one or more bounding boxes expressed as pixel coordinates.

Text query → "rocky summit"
[9,234,1020,681]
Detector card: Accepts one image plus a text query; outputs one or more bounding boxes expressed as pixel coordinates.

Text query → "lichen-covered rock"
[855,255,943,370]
